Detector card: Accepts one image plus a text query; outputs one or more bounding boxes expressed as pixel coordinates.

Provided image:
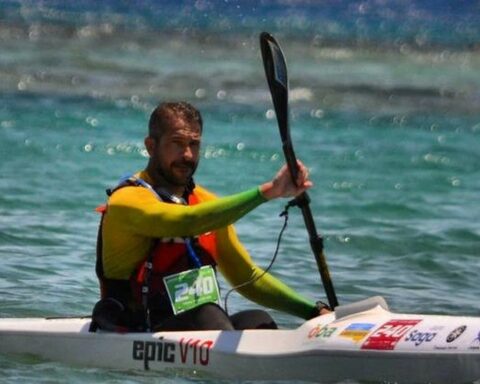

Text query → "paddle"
[260,32,339,309]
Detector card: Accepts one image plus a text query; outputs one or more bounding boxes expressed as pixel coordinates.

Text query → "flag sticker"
[340,323,376,342]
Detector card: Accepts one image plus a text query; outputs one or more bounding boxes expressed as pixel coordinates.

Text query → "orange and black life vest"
[131,190,218,305]
[95,176,218,324]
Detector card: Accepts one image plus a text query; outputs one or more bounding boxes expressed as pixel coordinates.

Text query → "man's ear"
[144,136,155,157]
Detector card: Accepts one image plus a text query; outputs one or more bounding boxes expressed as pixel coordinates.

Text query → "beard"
[156,159,198,187]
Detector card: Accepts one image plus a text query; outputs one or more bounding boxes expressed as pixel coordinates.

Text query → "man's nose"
[183,145,194,159]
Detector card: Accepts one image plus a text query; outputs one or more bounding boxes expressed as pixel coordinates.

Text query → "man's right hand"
[260,160,313,200]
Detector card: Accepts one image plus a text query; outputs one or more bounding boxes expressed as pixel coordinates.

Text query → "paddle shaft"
[260,32,339,309]
[283,139,338,310]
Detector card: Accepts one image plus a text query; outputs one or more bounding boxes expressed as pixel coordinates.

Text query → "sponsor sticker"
[308,325,338,340]
[404,329,439,346]
[340,323,375,342]
[446,325,467,343]
[470,332,480,350]
[361,319,421,350]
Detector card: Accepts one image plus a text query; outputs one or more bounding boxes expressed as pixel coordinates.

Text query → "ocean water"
[0,0,479,383]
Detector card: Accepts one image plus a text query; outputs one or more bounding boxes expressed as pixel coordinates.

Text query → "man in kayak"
[92,101,329,332]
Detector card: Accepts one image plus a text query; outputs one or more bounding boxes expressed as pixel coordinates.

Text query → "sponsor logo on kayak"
[361,319,422,350]
[339,323,375,342]
[446,325,467,343]
[404,328,440,346]
[469,332,480,350]
[308,324,338,340]
[132,337,213,370]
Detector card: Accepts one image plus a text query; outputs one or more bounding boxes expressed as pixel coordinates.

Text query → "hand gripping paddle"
[260,32,339,309]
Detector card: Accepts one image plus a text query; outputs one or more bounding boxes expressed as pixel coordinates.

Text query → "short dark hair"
[148,102,203,138]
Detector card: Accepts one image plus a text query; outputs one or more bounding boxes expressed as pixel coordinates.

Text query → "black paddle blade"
[260,32,288,143]
[260,32,299,182]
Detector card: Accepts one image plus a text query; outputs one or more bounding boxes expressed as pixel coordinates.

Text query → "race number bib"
[163,266,220,315]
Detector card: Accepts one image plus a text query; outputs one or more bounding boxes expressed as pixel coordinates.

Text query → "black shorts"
[90,299,277,332]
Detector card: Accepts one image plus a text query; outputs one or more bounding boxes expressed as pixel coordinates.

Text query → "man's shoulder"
[108,182,155,205]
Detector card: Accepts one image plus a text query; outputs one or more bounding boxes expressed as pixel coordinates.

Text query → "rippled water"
[1,1,479,383]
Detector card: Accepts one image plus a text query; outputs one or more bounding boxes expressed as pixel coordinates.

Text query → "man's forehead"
[165,118,201,139]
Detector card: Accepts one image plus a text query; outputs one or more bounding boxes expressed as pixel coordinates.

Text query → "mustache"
[172,160,196,170]
[172,160,195,168]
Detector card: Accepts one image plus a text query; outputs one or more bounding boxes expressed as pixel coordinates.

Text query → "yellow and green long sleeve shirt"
[101,170,316,319]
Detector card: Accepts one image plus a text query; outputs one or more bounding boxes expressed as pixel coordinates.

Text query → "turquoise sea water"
[1,1,479,383]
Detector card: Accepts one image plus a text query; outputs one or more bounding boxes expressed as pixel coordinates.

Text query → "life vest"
[95,176,218,319]
[131,191,218,305]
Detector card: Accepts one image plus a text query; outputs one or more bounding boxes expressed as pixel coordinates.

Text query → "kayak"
[1,296,479,383]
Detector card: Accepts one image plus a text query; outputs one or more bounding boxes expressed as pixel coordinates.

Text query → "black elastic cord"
[223,199,295,316]
[141,258,153,332]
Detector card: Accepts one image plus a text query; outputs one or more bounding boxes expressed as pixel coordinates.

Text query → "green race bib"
[163,266,220,315]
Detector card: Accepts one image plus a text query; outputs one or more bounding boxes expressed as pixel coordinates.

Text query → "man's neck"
[143,167,186,198]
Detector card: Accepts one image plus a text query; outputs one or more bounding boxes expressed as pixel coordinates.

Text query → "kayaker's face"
[146,117,201,190]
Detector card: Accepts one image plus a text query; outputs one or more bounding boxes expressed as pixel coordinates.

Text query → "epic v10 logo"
[132,337,214,370]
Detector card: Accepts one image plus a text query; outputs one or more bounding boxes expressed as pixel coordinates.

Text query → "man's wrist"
[309,301,332,319]
[259,181,276,200]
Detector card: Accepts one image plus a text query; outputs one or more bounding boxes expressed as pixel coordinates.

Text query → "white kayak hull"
[1,297,479,383]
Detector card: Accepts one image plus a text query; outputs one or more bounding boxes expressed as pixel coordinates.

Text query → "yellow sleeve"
[215,225,316,319]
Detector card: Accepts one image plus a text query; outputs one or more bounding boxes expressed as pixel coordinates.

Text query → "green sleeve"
[216,225,317,319]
